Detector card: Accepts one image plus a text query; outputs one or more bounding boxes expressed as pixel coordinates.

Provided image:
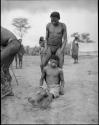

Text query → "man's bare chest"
[48,25,63,35]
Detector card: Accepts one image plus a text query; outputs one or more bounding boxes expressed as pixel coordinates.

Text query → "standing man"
[1,27,21,98]
[71,35,79,63]
[40,11,67,71]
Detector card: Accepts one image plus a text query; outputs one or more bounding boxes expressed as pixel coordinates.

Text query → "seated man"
[28,55,65,108]
[1,27,21,98]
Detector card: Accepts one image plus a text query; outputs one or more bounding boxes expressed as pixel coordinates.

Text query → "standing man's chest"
[48,23,63,34]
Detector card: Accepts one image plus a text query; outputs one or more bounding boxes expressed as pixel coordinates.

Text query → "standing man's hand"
[61,23,67,53]
[45,40,47,50]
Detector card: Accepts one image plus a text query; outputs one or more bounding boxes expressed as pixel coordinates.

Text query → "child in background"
[39,36,46,72]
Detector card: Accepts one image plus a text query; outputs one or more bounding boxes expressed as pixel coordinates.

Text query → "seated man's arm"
[59,69,65,94]
[61,23,67,53]
[40,68,46,87]
[59,69,65,87]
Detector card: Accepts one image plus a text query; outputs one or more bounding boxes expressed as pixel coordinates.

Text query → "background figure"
[15,39,25,69]
[1,27,20,98]
[39,36,47,72]
[71,36,79,63]
[40,11,67,71]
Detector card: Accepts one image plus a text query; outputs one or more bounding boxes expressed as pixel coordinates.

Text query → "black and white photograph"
[1,0,98,124]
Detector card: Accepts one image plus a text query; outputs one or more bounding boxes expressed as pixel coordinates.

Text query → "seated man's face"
[50,59,58,68]
[51,17,59,26]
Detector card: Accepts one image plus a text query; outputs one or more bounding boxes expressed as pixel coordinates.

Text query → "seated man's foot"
[28,97,39,107]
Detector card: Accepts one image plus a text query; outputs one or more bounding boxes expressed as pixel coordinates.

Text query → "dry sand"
[1,55,98,124]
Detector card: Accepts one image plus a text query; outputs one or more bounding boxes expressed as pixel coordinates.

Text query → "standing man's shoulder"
[46,22,51,28]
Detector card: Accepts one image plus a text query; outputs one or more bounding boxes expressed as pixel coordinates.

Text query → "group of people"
[28,11,67,107]
[1,11,79,108]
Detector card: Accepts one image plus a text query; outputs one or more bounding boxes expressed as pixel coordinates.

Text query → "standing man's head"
[50,11,60,26]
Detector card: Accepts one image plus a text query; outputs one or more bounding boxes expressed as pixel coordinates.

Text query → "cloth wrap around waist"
[47,37,62,53]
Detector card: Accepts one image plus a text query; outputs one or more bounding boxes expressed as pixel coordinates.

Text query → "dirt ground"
[1,54,98,124]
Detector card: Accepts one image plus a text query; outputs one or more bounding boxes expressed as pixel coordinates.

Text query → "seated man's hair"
[50,55,59,63]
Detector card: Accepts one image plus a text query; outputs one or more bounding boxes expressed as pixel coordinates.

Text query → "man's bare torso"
[47,22,65,46]
[44,65,62,86]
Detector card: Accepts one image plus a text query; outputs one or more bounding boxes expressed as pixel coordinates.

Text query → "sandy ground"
[1,55,98,124]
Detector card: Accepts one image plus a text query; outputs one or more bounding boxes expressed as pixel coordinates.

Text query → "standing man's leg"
[40,47,52,72]
[56,48,64,68]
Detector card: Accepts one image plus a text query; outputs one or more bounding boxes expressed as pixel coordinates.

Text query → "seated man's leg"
[28,88,48,105]
[49,86,60,98]
[56,48,64,68]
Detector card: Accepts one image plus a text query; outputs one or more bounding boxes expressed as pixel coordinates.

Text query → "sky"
[1,0,98,51]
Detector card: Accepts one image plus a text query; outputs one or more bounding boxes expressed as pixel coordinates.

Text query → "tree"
[80,33,95,43]
[12,17,31,39]
[71,32,95,43]
[71,32,80,38]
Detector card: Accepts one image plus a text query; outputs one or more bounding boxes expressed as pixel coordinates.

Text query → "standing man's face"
[51,17,59,26]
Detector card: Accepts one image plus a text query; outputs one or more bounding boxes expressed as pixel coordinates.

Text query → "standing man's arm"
[61,23,67,53]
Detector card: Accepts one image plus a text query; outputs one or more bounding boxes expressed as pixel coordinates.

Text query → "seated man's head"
[50,11,60,26]
[49,55,59,68]
[39,36,45,47]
